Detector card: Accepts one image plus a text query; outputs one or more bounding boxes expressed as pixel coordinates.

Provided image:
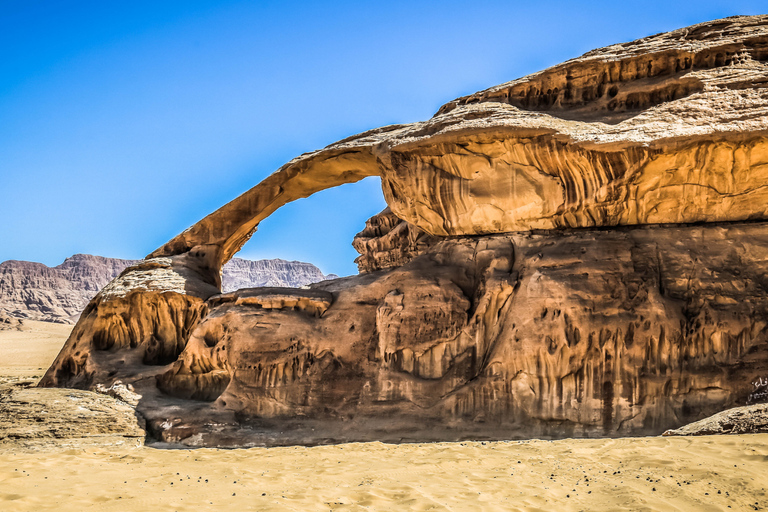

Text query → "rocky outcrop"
[41,16,768,446]
[0,313,24,331]
[0,255,334,324]
[352,208,438,273]
[146,15,768,273]
[41,220,768,445]
[0,380,145,447]
[663,404,768,436]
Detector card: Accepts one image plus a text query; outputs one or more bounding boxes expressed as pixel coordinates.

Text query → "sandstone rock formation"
[148,15,768,272]
[663,404,768,436]
[352,207,438,273]
[0,380,145,448]
[0,313,24,331]
[41,16,768,446]
[0,254,334,324]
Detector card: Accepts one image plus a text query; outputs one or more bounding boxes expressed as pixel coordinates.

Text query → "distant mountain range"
[0,254,337,324]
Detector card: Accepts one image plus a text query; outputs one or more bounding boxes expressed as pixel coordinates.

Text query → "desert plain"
[5,15,768,512]
[0,321,765,511]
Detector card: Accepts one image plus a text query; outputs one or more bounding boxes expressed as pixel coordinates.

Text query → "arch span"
[146,15,768,285]
[148,144,386,272]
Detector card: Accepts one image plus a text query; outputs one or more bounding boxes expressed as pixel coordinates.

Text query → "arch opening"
[231,176,388,281]
[148,146,385,284]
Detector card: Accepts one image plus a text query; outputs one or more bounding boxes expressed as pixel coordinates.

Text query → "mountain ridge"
[0,254,336,324]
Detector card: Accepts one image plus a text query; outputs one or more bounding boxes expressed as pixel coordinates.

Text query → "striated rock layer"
[147,15,768,272]
[41,16,768,446]
[0,380,145,448]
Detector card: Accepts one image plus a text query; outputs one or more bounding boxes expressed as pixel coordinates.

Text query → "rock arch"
[149,14,768,282]
[40,16,768,446]
[148,145,385,278]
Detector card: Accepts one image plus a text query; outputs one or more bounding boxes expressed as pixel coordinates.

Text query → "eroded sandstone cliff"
[41,16,768,446]
[147,15,768,271]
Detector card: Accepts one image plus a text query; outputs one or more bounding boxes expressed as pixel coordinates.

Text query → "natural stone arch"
[148,145,385,281]
[39,16,768,447]
[148,14,768,284]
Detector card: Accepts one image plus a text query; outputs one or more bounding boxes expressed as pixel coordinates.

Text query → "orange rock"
[41,16,768,446]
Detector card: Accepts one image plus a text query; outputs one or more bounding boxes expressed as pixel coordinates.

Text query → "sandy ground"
[0,320,70,381]
[1,321,767,511]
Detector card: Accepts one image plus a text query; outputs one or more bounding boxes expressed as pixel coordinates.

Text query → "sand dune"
[0,321,767,511]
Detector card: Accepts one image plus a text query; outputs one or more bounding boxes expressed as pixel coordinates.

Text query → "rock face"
[0,255,334,324]
[0,380,145,446]
[0,255,139,324]
[41,16,768,446]
[220,258,337,292]
[352,207,438,273]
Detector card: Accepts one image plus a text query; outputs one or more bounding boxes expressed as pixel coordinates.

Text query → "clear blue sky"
[2,1,765,276]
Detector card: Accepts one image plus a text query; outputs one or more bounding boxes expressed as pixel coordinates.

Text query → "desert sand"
[0,320,72,381]
[1,321,767,511]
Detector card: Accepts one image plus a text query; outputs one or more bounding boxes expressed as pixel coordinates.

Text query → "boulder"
[663,404,768,436]
[0,381,145,448]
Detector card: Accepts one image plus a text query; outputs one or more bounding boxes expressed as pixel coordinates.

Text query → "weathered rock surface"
[0,380,145,446]
[42,221,768,445]
[352,207,438,273]
[0,254,334,324]
[41,16,768,446]
[663,404,768,436]
[0,312,24,331]
[147,15,768,272]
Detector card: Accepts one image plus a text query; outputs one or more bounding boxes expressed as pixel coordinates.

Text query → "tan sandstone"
[41,16,768,446]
